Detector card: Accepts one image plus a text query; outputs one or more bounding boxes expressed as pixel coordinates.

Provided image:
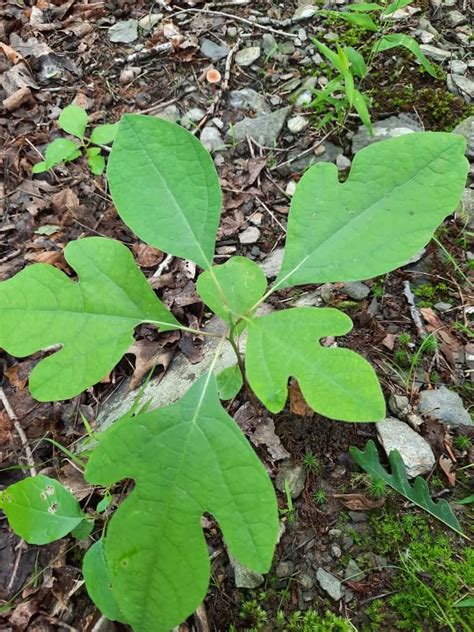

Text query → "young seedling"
[0,115,468,631]
[32,104,117,175]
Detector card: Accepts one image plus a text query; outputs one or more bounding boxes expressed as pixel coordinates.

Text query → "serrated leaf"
[90,123,118,145]
[0,475,85,545]
[58,105,88,139]
[83,539,126,623]
[217,364,243,400]
[350,440,463,535]
[276,133,467,288]
[85,373,278,632]
[374,34,438,78]
[107,114,222,269]
[245,307,385,421]
[196,256,267,325]
[0,237,179,401]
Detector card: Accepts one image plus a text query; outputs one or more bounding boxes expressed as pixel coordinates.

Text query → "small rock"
[119,68,136,84]
[295,90,313,106]
[227,26,238,39]
[229,88,269,113]
[448,74,474,103]
[229,106,291,147]
[200,38,230,61]
[449,59,467,75]
[419,30,435,44]
[434,301,452,312]
[235,46,261,67]
[331,544,342,559]
[230,554,264,588]
[286,180,297,197]
[446,10,467,27]
[155,104,180,123]
[181,107,206,128]
[276,463,306,499]
[293,5,317,19]
[376,417,435,478]
[278,142,342,175]
[349,511,367,523]
[239,226,261,244]
[316,568,343,601]
[138,13,162,31]
[343,282,370,300]
[200,126,225,152]
[320,284,335,303]
[344,559,365,581]
[418,387,471,427]
[108,19,138,43]
[260,248,284,278]
[419,44,451,62]
[460,188,474,229]
[287,115,308,133]
[453,116,474,159]
[276,561,294,578]
[262,33,277,55]
[299,571,314,590]
[388,394,410,418]
[351,114,422,153]
[336,154,352,170]
[342,535,354,551]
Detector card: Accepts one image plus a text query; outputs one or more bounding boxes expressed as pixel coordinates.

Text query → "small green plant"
[454,435,472,451]
[303,450,321,474]
[0,117,468,631]
[32,104,117,175]
[281,479,297,525]
[313,488,327,506]
[367,476,388,500]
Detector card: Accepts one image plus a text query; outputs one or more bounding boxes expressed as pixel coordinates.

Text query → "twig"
[0,386,37,476]
[152,253,173,278]
[115,42,172,66]
[6,540,27,593]
[402,280,427,339]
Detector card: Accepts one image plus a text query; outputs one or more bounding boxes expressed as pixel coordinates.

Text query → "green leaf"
[196,256,267,325]
[311,38,345,73]
[58,105,88,139]
[454,597,474,608]
[0,237,179,401]
[373,34,438,78]
[32,161,48,174]
[346,2,381,11]
[217,364,243,400]
[97,492,113,513]
[245,307,385,421]
[457,494,474,505]
[338,11,379,31]
[343,70,355,106]
[90,123,118,145]
[33,138,81,173]
[107,114,222,269]
[383,0,414,16]
[350,440,463,535]
[276,133,468,288]
[0,475,85,545]
[83,539,126,623]
[86,147,105,175]
[353,88,373,133]
[71,518,95,540]
[344,46,367,78]
[85,373,278,632]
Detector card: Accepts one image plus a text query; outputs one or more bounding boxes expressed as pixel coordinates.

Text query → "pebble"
[108,19,138,43]
[352,114,423,153]
[434,301,452,312]
[229,553,264,588]
[376,417,435,478]
[316,568,343,601]
[388,394,410,418]
[454,116,474,159]
[200,126,225,152]
[344,559,364,581]
[228,88,269,114]
[287,115,309,133]
[235,46,261,67]
[336,154,352,170]
[276,463,306,499]
[331,544,342,559]
[138,13,162,31]
[299,571,315,590]
[446,10,467,27]
[239,226,261,245]
[418,387,471,427]
[449,59,467,75]
[419,44,451,61]
[200,38,229,62]
[230,106,291,147]
[260,248,284,278]
[286,180,297,197]
[276,561,294,578]
[448,74,474,103]
[155,104,180,123]
[293,5,317,19]
[343,281,370,300]
[262,33,277,54]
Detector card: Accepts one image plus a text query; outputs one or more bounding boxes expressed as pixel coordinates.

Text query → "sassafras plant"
[0,115,468,631]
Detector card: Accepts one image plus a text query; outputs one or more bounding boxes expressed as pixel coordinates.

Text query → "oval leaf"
[85,373,278,632]
[0,237,179,401]
[277,133,468,288]
[83,539,126,623]
[216,364,243,400]
[90,123,118,145]
[107,115,222,269]
[58,105,88,139]
[245,307,385,421]
[0,475,84,545]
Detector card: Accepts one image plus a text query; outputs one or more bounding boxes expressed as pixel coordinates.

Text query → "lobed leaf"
[107,115,222,269]
[58,105,88,139]
[350,440,462,534]
[245,307,385,421]
[0,237,179,401]
[85,373,278,632]
[0,475,84,545]
[277,133,468,288]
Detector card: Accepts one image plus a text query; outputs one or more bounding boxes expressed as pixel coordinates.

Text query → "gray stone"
[155,104,180,123]
[419,45,451,62]
[343,282,370,300]
[344,559,365,581]
[449,59,467,75]
[293,5,317,19]
[229,107,291,147]
[239,226,261,244]
[200,38,229,61]
[228,89,269,114]
[446,10,467,27]
[376,417,435,478]
[276,463,306,499]
[351,114,423,153]
[316,568,343,601]
[460,188,473,229]
[108,19,138,43]
[453,116,474,159]
[262,33,277,55]
[331,544,342,559]
[287,115,308,133]
[138,13,162,31]
[299,571,314,590]
[418,387,471,427]
[278,142,342,175]
[200,126,226,152]
[336,154,351,170]
[434,301,452,312]
[276,561,294,578]
[181,107,206,128]
[388,394,410,418]
[448,74,474,103]
[260,248,284,278]
[235,46,261,67]
[229,553,264,588]
[349,512,367,523]
[286,180,297,197]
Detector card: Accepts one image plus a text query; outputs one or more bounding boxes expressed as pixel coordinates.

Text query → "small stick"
[6,539,27,593]
[402,280,427,338]
[271,131,333,171]
[115,42,172,66]
[152,253,174,278]
[0,386,37,476]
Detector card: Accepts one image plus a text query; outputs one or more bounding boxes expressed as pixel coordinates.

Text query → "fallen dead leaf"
[234,402,290,461]
[51,188,80,215]
[439,455,456,487]
[289,380,313,417]
[132,243,164,268]
[333,493,385,510]
[127,340,174,390]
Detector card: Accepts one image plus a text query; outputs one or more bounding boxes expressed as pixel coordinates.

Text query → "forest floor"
[0,1,473,631]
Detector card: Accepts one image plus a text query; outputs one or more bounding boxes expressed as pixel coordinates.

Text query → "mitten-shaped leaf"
[85,373,278,632]
[0,476,85,545]
[0,237,179,401]
[107,115,222,269]
[245,307,385,421]
[197,256,267,324]
[277,133,468,288]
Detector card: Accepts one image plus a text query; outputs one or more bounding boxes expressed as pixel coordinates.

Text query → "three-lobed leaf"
[277,133,468,288]
[85,373,278,631]
[107,114,222,269]
[58,105,88,139]
[245,307,385,421]
[0,475,84,545]
[0,237,179,401]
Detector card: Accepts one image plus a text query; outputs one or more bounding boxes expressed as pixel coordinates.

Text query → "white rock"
[108,19,138,43]
[235,46,261,67]
[260,248,284,278]
[376,418,435,478]
[418,387,472,427]
[336,154,351,170]
[286,180,297,197]
[239,226,261,244]
[200,126,226,152]
[287,115,308,133]
[316,568,343,601]
[419,44,451,62]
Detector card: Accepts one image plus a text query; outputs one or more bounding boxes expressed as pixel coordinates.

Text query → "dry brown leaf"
[382,333,396,350]
[333,493,385,510]
[289,380,313,416]
[127,340,174,390]
[439,455,456,487]
[420,307,462,367]
[132,243,164,268]
[51,188,80,214]
[0,41,23,64]
[25,251,63,265]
